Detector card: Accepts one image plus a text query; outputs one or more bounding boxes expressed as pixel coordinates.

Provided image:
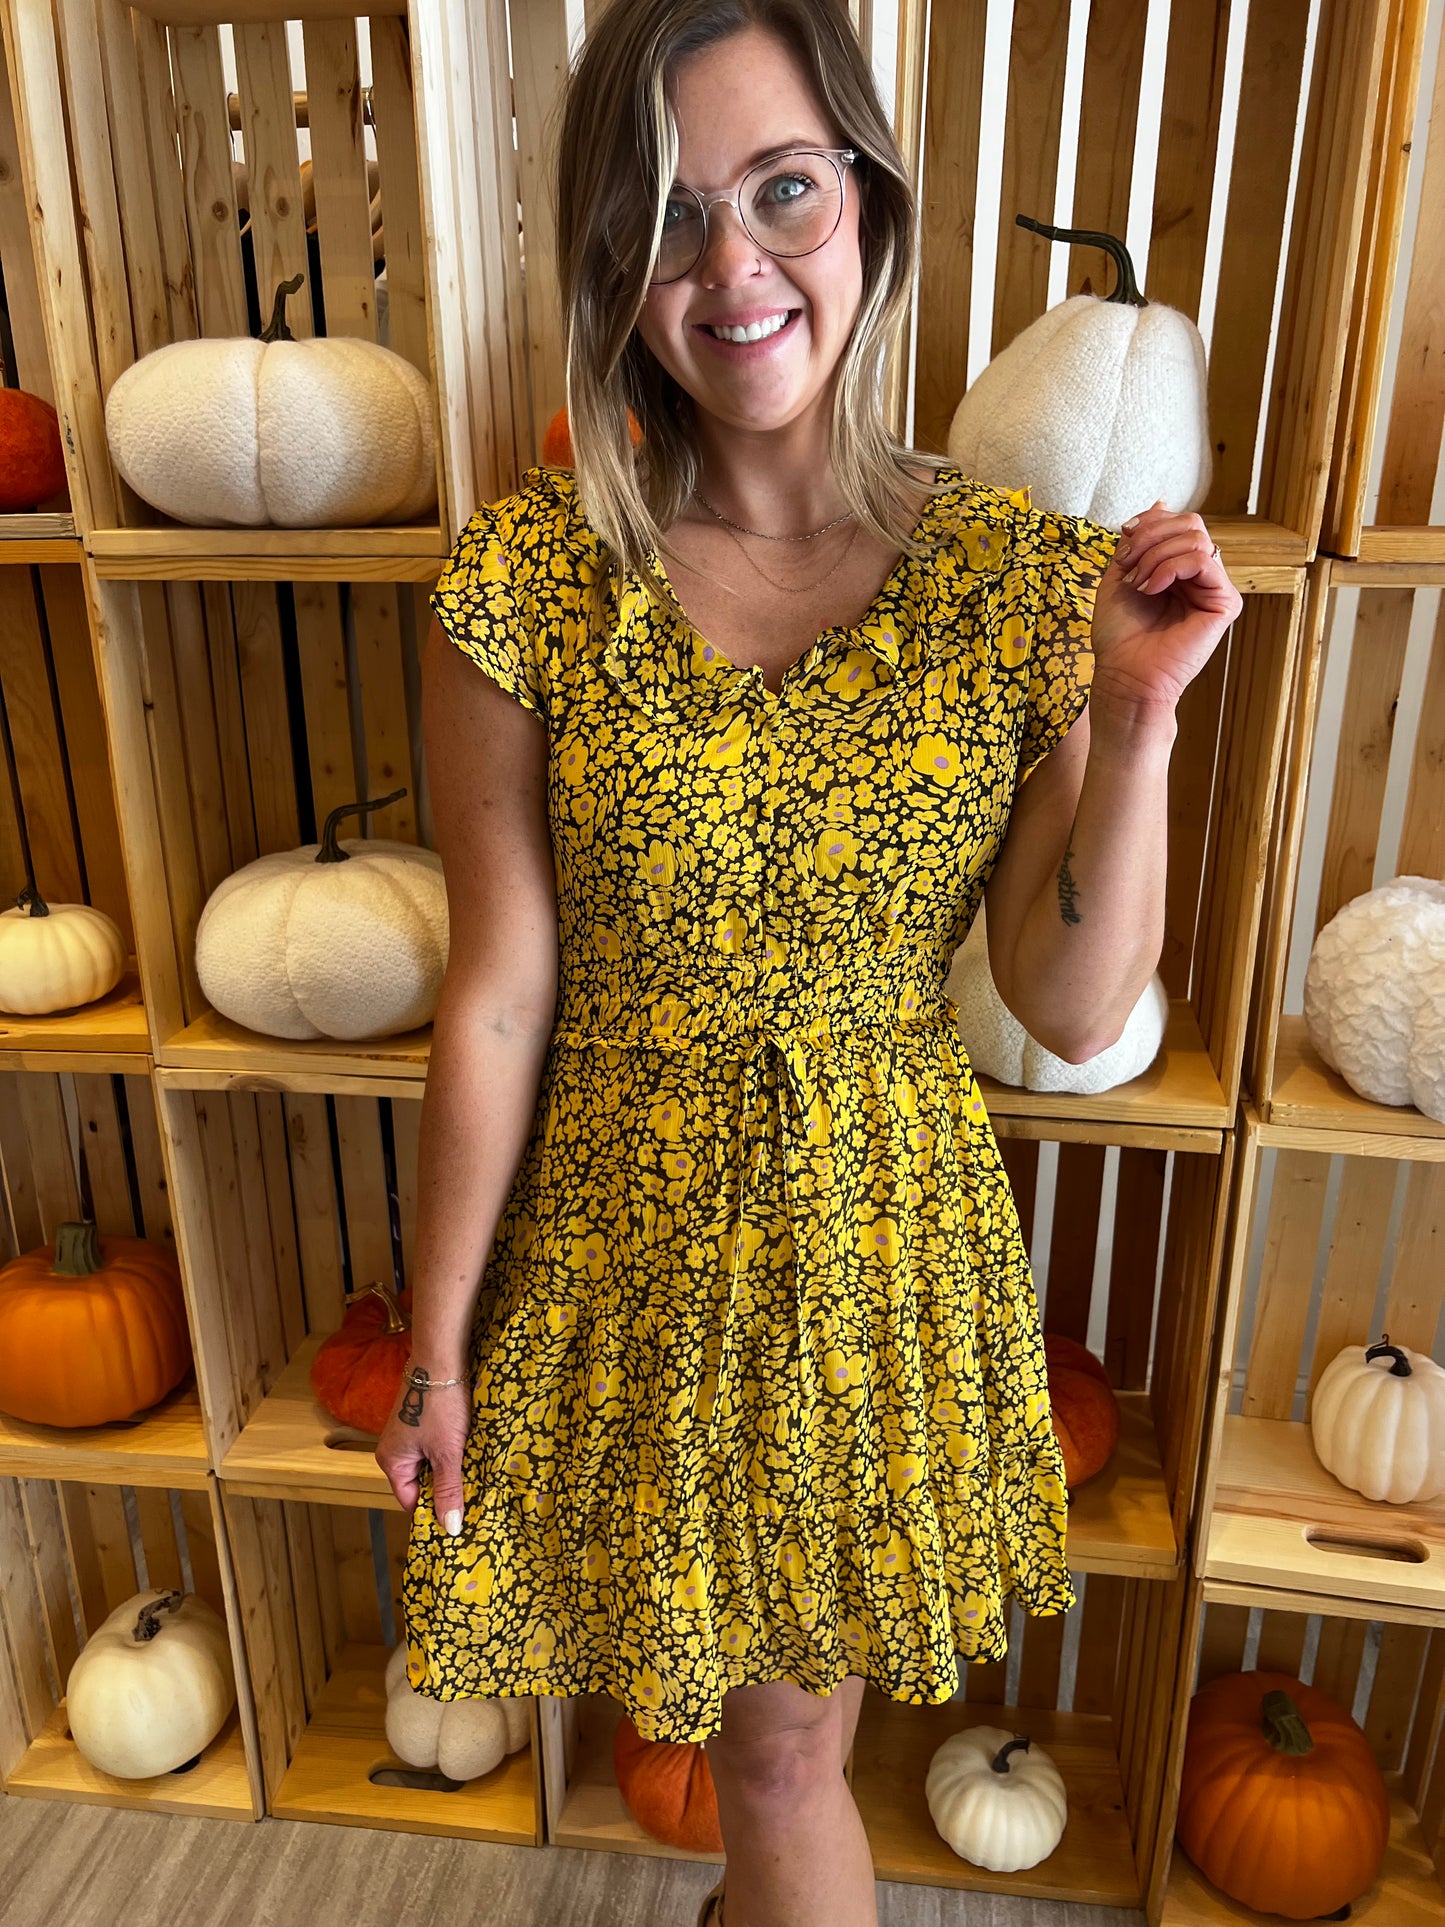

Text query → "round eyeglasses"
[650,147,859,285]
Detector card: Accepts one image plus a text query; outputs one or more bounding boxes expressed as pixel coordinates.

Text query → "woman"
[378,1,1242,1921]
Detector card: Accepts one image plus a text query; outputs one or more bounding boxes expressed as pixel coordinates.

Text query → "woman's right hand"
[375,1378,473,1534]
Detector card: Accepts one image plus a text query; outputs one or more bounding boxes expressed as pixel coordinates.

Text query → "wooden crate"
[0,558,148,1060]
[0,1469,263,1819]
[0,0,511,571]
[1152,1579,1445,1924]
[219,1487,543,1841]
[1248,558,1445,1133]
[1323,0,1445,562]
[0,24,75,543]
[1195,1100,1445,1617]
[0,1064,206,1480]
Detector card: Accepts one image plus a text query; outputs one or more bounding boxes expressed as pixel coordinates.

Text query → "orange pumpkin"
[0,1222,190,1426]
[1044,1333,1120,1487]
[309,1280,415,1435]
[0,389,68,511]
[543,404,644,467]
[1177,1670,1389,1918]
[613,1710,723,1852]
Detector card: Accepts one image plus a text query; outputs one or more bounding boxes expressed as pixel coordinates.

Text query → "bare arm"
[404,614,559,1380]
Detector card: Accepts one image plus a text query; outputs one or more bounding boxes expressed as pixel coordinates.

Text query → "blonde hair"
[553,0,964,620]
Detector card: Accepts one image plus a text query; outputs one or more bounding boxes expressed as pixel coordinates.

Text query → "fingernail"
[1124,567,1139,586]
[1122,515,1140,530]
[444,1509,462,1536]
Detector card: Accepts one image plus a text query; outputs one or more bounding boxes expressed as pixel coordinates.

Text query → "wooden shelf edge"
[87,523,447,582]
[0,965,151,1061]
[0,1379,210,1487]
[1264,1017,1445,1145]
[2,1700,255,1820]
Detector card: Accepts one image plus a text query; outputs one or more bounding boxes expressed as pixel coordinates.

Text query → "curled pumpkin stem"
[1014,215,1147,307]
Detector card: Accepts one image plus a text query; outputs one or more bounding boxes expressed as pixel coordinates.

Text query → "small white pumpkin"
[104,274,436,529]
[946,900,1168,1091]
[948,218,1211,528]
[385,1640,532,1780]
[66,1588,235,1779]
[1311,1335,1445,1505]
[1303,876,1445,1122]
[926,1726,1068,1873]
[0,871,125,1015]
[195,789,448,1041]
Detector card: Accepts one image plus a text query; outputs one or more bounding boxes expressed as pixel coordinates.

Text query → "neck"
[690,401,848,534]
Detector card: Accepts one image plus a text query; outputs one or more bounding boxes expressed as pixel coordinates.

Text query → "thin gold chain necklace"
[705,513,863,596]
[693,487,855,542]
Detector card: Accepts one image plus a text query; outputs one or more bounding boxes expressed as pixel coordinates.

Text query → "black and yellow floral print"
[403,461,1119,1742]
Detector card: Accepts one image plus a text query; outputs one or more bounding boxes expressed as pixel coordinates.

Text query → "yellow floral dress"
[402,460,1118,1742]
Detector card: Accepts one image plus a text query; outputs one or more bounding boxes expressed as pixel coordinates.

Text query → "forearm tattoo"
[1057,825,1082,925]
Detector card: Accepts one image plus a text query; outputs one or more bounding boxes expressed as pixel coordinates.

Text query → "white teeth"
[707,311,791,343]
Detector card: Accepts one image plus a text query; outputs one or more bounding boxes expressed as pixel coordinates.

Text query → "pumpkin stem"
[989,1735,1032,1774]
[50,1220,104,1277]
[352,1280,410,1334]
[1261,1689,1315,1756]
[260,272,306,343]
[1366,1334,1412,1377]
[134,1590,184,1643]
[315,789,408,863]
[1014,215,1147,307]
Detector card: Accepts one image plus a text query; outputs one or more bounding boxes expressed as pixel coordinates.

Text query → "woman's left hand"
[1089,500,1244,718]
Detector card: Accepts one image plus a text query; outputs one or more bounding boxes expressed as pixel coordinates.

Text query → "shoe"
[695,1874,725,1926]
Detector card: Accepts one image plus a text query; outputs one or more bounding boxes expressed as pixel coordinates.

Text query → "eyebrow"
[672,139,824,189]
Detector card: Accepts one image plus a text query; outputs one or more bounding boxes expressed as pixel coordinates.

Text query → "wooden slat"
[1103,1147,1165,1393]
[15,1072,80,1232]
[0,29,54,399]
[233,20,313,338]
[1305,1152,1397,1397]
[990,0,1068,362]
[1240,1148,1329,1419]
[331,1505,383,1645]
[508,0,569,447]
[282,1498,327,1717]
[885,0,927,443]
[0,1479,52,1749]
[134,1484,183,1592]
[369,15,429,380]
[1310,1610,1369,1705]
[72,1071,136,1230]
[350,582,415,841]
[123,1068,173,1241]
[229,1092,288,1398]
[1147,0,1232,322]
[194,1088,265,1430]
[301,18,376,341]
[257,1091,306,1360]
[913,0,988,455]
[0,570,83,903]
[291,581,356,832]
[1040,1142,1104,1341]
[229,580,300,857]
[134,580,207,1020]
[37,565,132,944]
[390,1094,420,1289]
[1381,1159,1445,1352]
[335,1099,395,1299]
[95,0,168,360]
[1015,1608,1066,1711]
[0,1071,44,1248]
[1254,1607,1308,1678]
[1073,1573,1125,1717]
[19,1478,78,1689]
[1196,1601,1251,1685]
[1367,1623,1432,1773]
[1065,0,1146,300]
[1161,627,1228,1002]
[52,0,136,407]
[1397,588,1445,879]
[131,8,199,345]
[201,580,259,873]
[1317,587,1414,931]
[162,580,234,898]
[168,21,248,338]
[282,1092,346,1331]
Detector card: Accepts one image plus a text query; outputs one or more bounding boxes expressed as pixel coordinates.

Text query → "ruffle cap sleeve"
[1006,484,1120,783]
[429,496,549,725]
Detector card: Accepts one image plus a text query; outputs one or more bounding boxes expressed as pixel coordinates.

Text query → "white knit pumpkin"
[926,1727,1068,1873]
[1303,876,1445,1122]
[66,1588,235,1779]
[385,1640,532,1780]
[194,792,448,1041]
[946,901,1168,1091]
[104,275,436,528]
[1311,1338,1445,1505]
[948,220,1211,527]
[0,884,125,1015]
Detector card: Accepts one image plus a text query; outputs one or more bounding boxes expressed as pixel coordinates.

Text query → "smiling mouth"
[701,310,798,342]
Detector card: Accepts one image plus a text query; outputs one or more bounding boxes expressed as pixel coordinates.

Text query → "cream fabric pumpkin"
[104,275,436,528]
[194,790,448,1041]
[0,878,125,1015]
[926,1727,1068,1873]
[946,900,1168,1091]
[1311,1337,1445,1505]
[66,1588,235,1779]
[384,1640,532,1780]
[948,219,1211,527]
[1303,876,1445,1122]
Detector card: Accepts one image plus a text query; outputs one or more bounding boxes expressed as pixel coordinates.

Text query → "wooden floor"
[0,1795,1146,1926]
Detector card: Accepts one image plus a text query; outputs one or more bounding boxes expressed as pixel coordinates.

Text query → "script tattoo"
[1057,826,1082,925]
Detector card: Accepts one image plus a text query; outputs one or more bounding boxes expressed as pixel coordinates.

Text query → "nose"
[698,197,765,285]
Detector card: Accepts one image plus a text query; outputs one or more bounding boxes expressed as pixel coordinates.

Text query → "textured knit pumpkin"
[1045,1333,1120,1488]
[0,870,126,1015]
[66,1589,235,1779]
[0,389,68,510]
[194,790,448,1041]
[103,275,435,528]
[1310,1335,1445,1504]
[310,1281,414,1435]
[0,1222,190,1427]
[946,900,1168,1092]
[543,403,644,468]
[948,217,1211,527]
[1177,1672,1389,1918]
[925,1727,1068,1872]
[385,1640,532,1779]
[1303,876,1445,1121]
[613,1709,724,1851]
